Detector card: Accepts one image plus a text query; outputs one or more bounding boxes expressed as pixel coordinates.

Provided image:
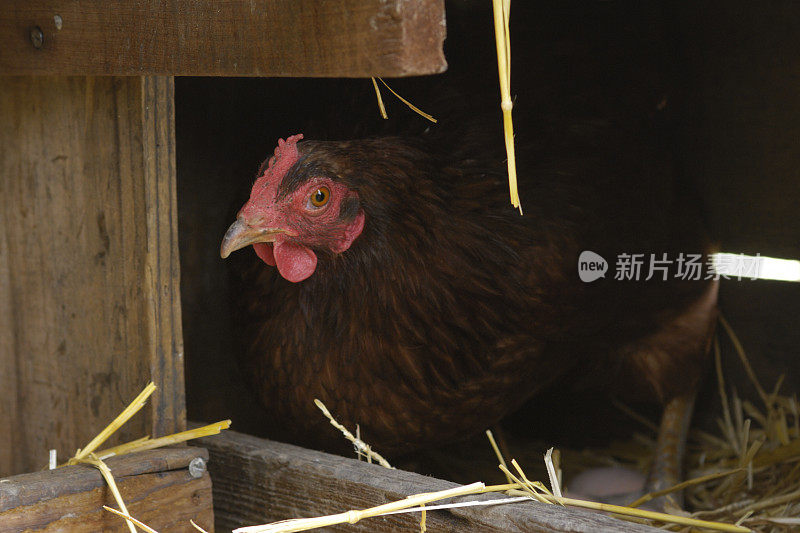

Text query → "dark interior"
[175,1,800,483]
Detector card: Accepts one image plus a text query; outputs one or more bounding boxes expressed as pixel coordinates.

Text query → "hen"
[220,114,718,467]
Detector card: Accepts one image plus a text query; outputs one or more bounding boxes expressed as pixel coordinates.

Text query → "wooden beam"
[196,429,659,533]
[0,76,184,477]
[0,447,213,532]
[0,0,447,77]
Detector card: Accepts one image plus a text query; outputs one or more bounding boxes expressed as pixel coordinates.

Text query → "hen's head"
[220,134,365,282]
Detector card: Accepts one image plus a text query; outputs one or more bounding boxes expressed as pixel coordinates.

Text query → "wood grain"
[0,76,184,477]
[0,447,213,532]
[195,428,658,533]
[142,76,187,440]
[0,0,447,77]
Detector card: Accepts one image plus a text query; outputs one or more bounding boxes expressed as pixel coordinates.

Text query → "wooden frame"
[0,447,212,531]
[0,75,184,477]
[0,0,447,77]
[197,429,660,533]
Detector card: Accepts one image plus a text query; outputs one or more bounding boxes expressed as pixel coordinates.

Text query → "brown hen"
[220,115,717,464]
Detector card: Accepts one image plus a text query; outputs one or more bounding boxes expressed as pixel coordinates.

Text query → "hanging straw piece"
[370,78,388,119]
[370,77,437,123]
[82,455,138,533]
[491,0,521,213]
[377,78,437,123]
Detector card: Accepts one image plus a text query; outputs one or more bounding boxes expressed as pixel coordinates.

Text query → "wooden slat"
[0,0,447,77]
[142,76,187,439]
[0,76,184,477]
[0,447,213,532]
[0,447,205,510]
[195,429,659,533]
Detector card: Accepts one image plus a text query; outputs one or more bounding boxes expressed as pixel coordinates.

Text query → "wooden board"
[0,76,185,477]
[0,447,213,532]
[195,429,659,533]
[0,0,447,77]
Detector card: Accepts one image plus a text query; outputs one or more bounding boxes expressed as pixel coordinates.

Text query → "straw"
[491,0,521,213]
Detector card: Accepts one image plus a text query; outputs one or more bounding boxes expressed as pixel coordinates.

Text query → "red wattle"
[253,242,276,266]
[273,239,318,283]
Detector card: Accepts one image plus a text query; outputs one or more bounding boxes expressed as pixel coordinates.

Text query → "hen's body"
[230,116,717,453]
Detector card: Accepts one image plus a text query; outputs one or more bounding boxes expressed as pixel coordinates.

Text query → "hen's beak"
[220,217,285,258]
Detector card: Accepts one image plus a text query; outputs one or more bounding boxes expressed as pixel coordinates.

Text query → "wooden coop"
[3,1,800,532]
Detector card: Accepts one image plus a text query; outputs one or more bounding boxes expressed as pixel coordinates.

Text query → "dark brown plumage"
[221,112,717,455]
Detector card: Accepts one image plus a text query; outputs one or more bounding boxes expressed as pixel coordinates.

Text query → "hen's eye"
[310,186,330,207]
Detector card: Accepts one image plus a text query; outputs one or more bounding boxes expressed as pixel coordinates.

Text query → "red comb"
[240,134,304,220]
[265,133,304,180]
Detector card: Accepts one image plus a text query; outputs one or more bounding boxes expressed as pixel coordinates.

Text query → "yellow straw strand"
[96,420,231,459]
[314,399,393,469]
[483,484,749,533]
[627,468,744,509]
[491,0,521,213]
[233,482,485,533]
[96,436,151,458]
[719,315,769,407]
[530,493,748,532]
[485,430,513,484]
[80,456,137,533]
[377,78,437,123]
[370,78,388,120]
[71,382,157,463]
[232,477,747,533]
[103,505,160,533]
[191,519,211,533]
[58,382,230,533]
[498,464,550,504]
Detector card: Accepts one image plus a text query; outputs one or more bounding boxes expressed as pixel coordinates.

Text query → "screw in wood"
[189,457,207,478]
[30,26,44,49]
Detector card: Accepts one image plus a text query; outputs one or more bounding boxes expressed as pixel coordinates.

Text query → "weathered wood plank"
[142,76,187,439]
[0,447,206,510]
[0,76,184,477]
[0,1,447,77]
[0,447,213,532]
[195,428,658,533]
